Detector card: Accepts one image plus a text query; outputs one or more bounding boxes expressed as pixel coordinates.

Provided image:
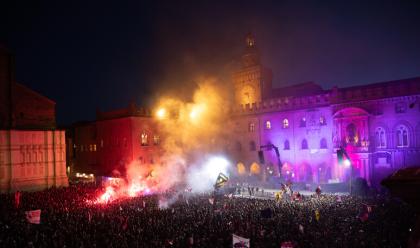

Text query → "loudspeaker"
[258,150,265,164]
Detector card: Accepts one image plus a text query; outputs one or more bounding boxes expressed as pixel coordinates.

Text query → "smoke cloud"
[93,77,234,204]
[153,77,233,192]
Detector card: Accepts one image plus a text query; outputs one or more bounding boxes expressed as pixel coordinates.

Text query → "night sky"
[1,0,420,125]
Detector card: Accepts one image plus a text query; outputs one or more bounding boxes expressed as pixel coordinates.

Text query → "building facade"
[69,103,162,177]
[229,34,420,186]
[0,46,68,192]
[69,35,420,187]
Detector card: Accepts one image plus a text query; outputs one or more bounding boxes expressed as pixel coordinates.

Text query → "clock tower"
[233,33,272,106]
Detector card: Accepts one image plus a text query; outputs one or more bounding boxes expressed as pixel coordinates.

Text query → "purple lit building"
[230,34,420,186]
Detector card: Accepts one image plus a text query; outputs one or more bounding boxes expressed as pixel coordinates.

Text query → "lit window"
[284,140,290,150]
[346,123,357,145]
[320,138,327,149]
[375,127,386,148]
[100,139,104,147]
[301,139,308,150]
[249,122,255,132]
[265,121,271,130]
[249,141,256,151]
[300,117,306,127]
[396,125,409,147]
[283,119,289,129]
[93,144,97,151]
[319,116,326,125]
[153,135,160,145]
[89,144,93,152]
[141,132,148,146]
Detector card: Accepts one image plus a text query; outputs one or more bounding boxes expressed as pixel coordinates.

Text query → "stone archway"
[237,162,246,175]
[333,107,370,148]
[250,162,261,175]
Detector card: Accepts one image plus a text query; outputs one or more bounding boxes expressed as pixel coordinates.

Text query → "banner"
[209,198,214,205]
[215,173,229,189]
[25,209,41,224]
[232,234,250,248]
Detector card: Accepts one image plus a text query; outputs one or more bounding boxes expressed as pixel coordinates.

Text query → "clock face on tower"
[240,84,256,105]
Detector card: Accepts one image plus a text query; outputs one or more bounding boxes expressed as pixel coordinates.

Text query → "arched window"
[301,139,308,150]
[320,138,327,149]
[346,123,357,144]
[237,162,246,175]
[396,125,409,147]
[249,141,256,151]
[300,117,306,127]
[265,121,271,130]
[319,116,326,125]
[250,162,261,175]
[249,122,255,132]
[141,132,148,146]
[375,127,386,148]
[283,118,289,128]
[284,140,290,150]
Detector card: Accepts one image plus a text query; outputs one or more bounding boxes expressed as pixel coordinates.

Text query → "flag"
[299,224,304,234]
[315,210,320,221]
[14,191,21,208]
[215,173,229,189]
[88,212,92,223]
[363,204,373,213]
[336,195,342,202]
[209,198,214,205]
[281,241,294,248]
[25,209,41,224]
[232,234,250,248]
[358,211,369,222]
[142,200,146,208]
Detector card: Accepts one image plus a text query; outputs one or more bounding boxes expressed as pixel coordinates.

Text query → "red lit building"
[70,102,162,176]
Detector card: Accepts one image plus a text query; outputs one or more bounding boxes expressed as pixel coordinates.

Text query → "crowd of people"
[0,184,416,248]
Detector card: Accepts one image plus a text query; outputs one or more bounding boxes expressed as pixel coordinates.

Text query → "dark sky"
[1,0,420,125]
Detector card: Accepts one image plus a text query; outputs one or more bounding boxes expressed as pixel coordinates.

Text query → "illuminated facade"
[230,34,420,185]
[0,46,68,192]
[70,102,162,176]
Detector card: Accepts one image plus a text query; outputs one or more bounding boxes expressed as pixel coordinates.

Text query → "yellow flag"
[214,173,229,189]
[275,191,283,201]
[315,210,320,221]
